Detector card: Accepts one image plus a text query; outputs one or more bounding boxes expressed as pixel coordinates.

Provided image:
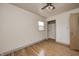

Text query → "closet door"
[70,13,79,50]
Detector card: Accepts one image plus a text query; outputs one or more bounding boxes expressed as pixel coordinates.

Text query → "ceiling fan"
[41,3,55,10]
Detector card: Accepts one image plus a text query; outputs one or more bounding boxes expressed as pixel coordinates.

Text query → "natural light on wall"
[38,21,44,31]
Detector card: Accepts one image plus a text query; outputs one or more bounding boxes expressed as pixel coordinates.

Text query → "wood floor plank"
[6,39,79,56]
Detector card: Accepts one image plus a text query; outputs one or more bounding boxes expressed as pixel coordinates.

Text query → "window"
[38,21,44,31]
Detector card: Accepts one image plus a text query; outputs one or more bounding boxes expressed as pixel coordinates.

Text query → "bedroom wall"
[0,4,45,54]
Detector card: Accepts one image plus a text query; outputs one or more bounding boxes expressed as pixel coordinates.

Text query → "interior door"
[70,13,79,50]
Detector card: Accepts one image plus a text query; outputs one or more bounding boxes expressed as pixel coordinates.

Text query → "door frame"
[47,20,56,40]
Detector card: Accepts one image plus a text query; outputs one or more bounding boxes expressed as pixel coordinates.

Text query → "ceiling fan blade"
[41,4,48,10]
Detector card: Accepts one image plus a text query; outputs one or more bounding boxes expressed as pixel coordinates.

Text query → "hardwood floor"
[6,39,79,56]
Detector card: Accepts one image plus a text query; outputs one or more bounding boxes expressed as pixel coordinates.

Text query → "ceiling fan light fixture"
[46,6,53,10]
[41,3,55,11]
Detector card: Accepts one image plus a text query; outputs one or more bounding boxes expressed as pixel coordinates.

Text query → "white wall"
[46,8,79,45]
[0,4,45,54]
[48,23,56,39]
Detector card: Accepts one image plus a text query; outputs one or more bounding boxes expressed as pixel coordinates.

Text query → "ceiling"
[12,3,79,18]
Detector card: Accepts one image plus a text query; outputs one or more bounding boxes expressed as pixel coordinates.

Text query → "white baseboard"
[0,39,46,56]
